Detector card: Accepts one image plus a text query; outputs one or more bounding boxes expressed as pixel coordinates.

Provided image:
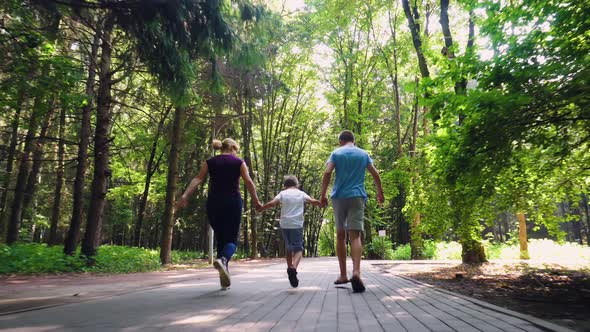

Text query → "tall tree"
[80,14,115,259]
[48,104,67,245]
[160,106,185,264]
[134,106,171,247]
[64,28,100,255]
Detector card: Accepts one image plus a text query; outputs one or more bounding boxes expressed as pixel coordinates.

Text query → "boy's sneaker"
[213,258,231,289]
[287,267,299,288]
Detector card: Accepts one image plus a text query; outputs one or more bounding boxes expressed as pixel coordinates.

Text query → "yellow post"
[517,212,529,259]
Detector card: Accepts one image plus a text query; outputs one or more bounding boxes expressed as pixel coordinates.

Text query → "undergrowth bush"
[389,240,439,260]
[365,237,395,259]
[391,243,411,260]
[92,245,161,273]
[0,243,84,274]
[0,243,204,275]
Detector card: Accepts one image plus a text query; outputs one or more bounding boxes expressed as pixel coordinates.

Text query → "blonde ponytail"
[212,138,239,153]
[212,139,223,150]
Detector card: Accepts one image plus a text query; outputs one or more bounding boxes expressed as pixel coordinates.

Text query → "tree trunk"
[402,0,430,78]
[461,239,487,264]
[48,105,67,245]
[160,106,185,265]
[408,87,423,258]
[386,8,403,157]
[581,194,590,246]
[572,219,583,245]
[248,98,258,259]
[64,29,100,255]
[356,89,363,140]
[497,214,503,242]
[134,106,171,247]
[250,187,257,257]
[22,104,57,219]
[240,96,253,255]
[517,212,529,259]
[410,85,419,157]
[570,205,583,245]
[0,89,25,240]
[81,16,115,260]
[439,0,454,53]
[410,212,424,259]
[394,185,410,245]
[439,1,474,116]
[6,87,46,244]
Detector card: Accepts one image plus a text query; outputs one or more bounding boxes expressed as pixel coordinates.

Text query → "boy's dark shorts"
[281,228,304,253]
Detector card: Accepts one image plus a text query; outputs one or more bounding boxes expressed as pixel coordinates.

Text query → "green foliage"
[0,243,85,274]
[391,243,412,260]
[318,221,336,257]
[0,244,203,275]
[428,0,590,252]
[365,237,395,260]
[91,245,162,273]
[113,0,263,101]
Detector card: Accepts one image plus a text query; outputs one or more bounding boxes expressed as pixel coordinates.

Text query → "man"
[320,130,384,293]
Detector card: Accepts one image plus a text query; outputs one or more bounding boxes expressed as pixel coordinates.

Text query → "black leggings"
[207,194,243,259]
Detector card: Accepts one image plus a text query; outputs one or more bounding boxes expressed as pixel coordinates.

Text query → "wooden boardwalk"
[0,258,574,332]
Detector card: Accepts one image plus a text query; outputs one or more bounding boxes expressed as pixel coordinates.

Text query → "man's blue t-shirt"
[327,145,373,199]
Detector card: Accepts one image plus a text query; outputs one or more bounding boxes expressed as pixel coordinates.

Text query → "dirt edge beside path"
[373,260,590,332]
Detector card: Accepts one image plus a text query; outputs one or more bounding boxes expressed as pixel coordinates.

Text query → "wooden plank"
[363,272,430,332]
[361,280,407,331]
[386,276,503,332]
[292,272,330,332]
[390,275,536,332]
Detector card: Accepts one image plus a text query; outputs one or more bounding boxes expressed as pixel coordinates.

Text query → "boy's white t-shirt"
[275,188,311,229]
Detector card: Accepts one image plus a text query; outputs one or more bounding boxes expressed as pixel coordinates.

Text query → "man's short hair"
[283,175,299,188]
[338,130,355,143]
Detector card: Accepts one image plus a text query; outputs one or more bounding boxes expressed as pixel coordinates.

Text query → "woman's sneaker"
[287,267,299,288]
[213,258,231,289]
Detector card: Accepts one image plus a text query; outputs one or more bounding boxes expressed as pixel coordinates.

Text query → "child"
[258,175,321,287]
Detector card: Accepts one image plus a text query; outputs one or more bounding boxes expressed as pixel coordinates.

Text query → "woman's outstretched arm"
[176,162,208,209]
[240,163,262,210]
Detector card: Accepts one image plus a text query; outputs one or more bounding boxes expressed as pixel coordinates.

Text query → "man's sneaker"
[350,275,366,293]
[287,267,299,288]
[213,258,231,289]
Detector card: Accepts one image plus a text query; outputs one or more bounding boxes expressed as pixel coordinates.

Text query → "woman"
[176,138,261,289]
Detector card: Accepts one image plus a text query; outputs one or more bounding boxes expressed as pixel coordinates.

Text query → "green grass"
[485,238,590,262]
[0,243,205,275]
[384,239,590,262]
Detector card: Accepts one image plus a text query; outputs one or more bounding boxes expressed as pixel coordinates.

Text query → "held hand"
[376,191,385,205]
[255,204,264,213]
[320,196,329,208]
[254,200,263,212]
[175,195,189,209]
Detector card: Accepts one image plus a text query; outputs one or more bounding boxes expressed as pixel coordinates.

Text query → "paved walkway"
[0,258,574,332]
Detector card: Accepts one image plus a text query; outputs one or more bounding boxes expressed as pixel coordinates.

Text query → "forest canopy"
[0,0,588,266]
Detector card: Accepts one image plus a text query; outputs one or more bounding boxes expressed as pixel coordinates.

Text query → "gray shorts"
[332,197,365,232]
[281,228,304,252]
